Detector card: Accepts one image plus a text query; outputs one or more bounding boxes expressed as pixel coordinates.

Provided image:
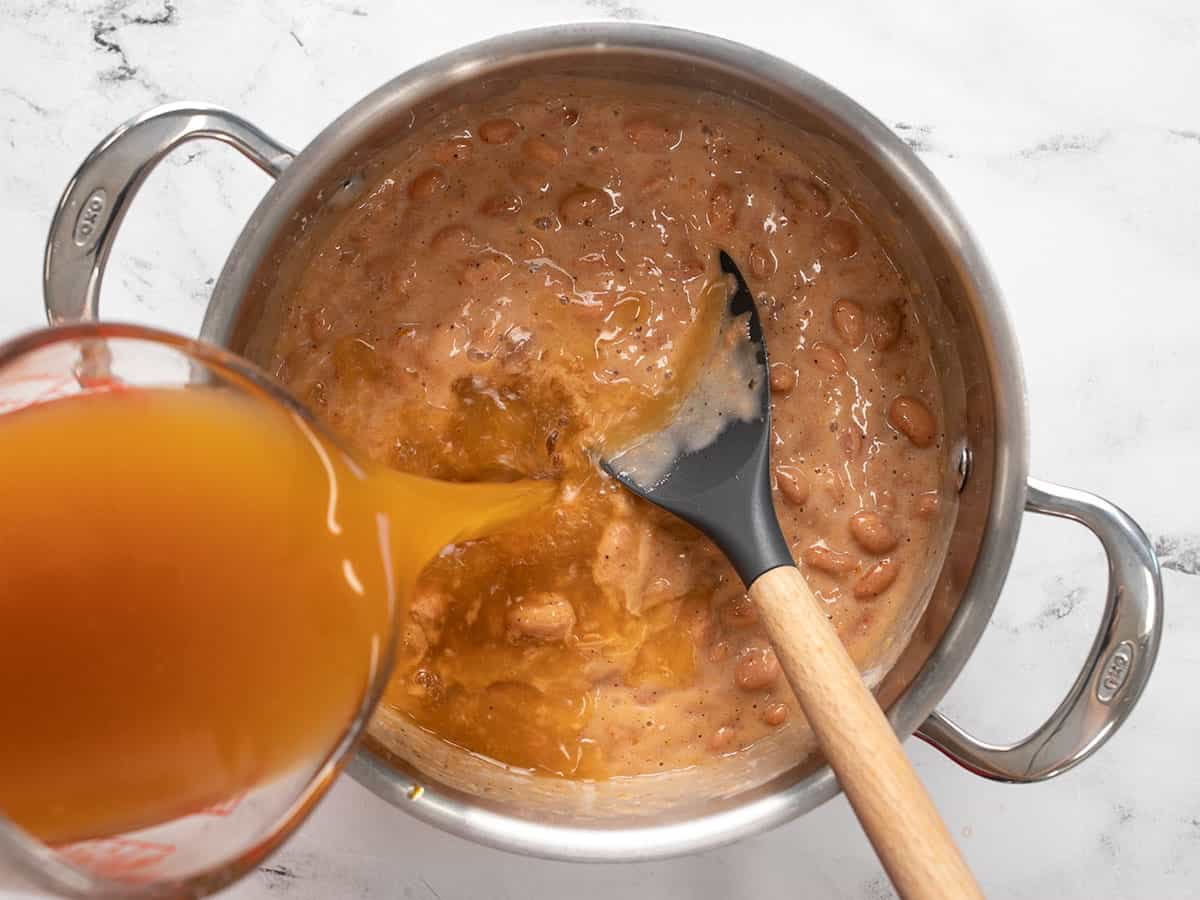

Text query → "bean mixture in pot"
[266,78,948,779]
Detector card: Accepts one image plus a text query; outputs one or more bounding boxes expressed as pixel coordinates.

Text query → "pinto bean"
[508,161,551,194]
[801,543,857,576]
[409,168,448,201]
[479,117,520,144]
[522,136,565,166]
[708,725,738,753]
[869,302,904,351]
[915,491,941,518]
[853,558,902,599]
[888,395,937,448]
[735,647,781,691]
[775,466,810,506]
[769,363,797,395]
[411,667,443,701]
[748,244,778,280]
[431,137,472,164]
[559,187,613,226]
[430,224,477,255]
[624,115,682,152]
[849,510,899,554]
[809,341,847,375]
[820,218,860,259]
[506,592,576,642]
[783,175,832,217]
[762,702,789,726]
[480,192,523,217]
[832,298,867,347]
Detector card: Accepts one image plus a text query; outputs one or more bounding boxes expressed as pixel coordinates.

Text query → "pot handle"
[44,103,294,326]
[917,477,1163,782]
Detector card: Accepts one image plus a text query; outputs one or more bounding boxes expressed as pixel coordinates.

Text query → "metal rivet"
[956,442,972,493]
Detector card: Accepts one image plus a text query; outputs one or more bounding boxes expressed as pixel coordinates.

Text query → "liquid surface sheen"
[267,78,949,779]
[0,386,550,843]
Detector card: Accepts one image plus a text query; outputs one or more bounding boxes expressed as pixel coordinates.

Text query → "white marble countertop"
[1,1,1197,897]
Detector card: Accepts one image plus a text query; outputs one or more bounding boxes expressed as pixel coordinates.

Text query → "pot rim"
[203,22,1030,861]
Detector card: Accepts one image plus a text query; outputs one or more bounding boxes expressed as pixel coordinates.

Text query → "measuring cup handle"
[43,103,294,326]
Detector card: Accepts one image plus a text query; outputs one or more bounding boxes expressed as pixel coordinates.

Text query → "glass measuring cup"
[0,322,541,899]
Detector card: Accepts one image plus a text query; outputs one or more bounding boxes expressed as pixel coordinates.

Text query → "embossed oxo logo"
[73,188,108,246]
[1097,640,1135,703]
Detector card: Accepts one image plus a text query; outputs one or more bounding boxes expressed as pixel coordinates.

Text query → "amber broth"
[0,386,551,844]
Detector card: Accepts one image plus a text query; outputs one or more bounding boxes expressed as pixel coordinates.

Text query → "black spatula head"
[601,252,793,586]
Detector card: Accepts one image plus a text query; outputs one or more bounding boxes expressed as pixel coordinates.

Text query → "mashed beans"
[265,78,948,778]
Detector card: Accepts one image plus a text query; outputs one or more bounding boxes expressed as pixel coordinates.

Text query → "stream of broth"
[0,385,551,845]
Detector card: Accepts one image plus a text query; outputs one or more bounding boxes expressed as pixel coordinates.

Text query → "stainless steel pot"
[42,23,1163,862]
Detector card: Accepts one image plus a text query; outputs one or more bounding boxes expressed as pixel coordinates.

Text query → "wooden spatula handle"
[749,565,983,899]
